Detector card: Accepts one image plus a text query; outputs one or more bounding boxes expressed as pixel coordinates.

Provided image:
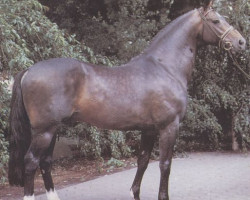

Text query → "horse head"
[199,0,246,53]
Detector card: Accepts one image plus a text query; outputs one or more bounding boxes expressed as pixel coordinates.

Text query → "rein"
[199,8,250,80]
[228,51,250,79]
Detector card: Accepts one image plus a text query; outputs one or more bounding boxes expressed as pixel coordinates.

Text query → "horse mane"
[148,9,197,48]
[127,9,197,64]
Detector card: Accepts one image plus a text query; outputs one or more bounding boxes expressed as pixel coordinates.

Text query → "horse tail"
[8,70,31,187]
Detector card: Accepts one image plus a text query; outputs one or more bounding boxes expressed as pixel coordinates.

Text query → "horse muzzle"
[231,36,246,53]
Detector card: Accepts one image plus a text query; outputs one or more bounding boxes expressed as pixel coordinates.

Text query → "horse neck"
[145,9,202,87]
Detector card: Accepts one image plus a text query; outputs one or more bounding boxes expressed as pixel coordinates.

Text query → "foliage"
[40,0,173,63]
[0,0,249,184]
[0,82,10,184]
[60,123,132,159]
[0,75,10,183]
[179,97,223,151]
[0,0,112,184]
[105,157,125,168]
[0,133,9,184]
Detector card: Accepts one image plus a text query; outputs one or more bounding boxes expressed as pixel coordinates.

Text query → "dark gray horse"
[8,1,246,200]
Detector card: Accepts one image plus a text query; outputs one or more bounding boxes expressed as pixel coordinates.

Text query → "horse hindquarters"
[8,70,60,200]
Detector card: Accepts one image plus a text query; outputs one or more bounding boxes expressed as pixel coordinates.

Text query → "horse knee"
[159,160,171,172]
[138,150,151,163]
[138,151,149,163]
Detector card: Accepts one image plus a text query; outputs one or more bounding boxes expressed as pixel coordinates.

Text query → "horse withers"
[8,1,246,200]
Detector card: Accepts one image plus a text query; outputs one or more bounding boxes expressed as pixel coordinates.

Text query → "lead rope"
[228,51,250,79]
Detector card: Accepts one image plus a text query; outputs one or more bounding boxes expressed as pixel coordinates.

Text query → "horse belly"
[73,84,155,130]
[75,88,186,131]
[75,98,152,130]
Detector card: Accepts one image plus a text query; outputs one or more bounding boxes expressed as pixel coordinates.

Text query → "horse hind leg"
[23,126,60,200]
[23,146,39,200]
[130,131,156,200]
[39,134,60,200]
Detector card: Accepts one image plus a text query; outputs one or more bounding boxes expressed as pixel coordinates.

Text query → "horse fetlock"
[158,192,169,200]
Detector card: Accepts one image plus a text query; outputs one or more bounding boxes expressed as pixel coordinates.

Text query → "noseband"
[199,8,234,51]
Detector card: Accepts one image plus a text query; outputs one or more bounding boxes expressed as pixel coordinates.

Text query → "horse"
[8,1,246,200]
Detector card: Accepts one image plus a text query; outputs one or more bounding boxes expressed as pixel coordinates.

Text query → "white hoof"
[46,189,60,200]
[130,189,135,199]
[23,195,35,200]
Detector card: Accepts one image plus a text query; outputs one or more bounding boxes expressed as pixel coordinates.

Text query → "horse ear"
[203,0,214,10]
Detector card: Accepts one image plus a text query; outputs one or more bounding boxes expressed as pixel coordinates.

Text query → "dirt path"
[34,152,250,200]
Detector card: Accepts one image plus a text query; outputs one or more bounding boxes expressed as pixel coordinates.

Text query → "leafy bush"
[1,0,249,184]
[40,0,173,63]
[0,82,11,184]
[0,0,113,184]
[60,124,132,159]
[0,133,9,184]
[178,97,223,151]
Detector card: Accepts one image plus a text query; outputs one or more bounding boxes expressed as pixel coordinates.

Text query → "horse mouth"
[229,48,237,55]
[229,44,246,55]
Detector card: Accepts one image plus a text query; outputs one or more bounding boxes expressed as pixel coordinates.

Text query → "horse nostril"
[239,39,244,45]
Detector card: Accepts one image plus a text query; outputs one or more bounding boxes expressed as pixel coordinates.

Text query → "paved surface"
[34,152,250,200]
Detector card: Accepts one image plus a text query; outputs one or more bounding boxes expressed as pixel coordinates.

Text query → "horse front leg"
[158,118,179,200]
[130,131,156,200]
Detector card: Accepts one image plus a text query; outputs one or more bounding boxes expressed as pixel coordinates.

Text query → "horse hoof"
[130,188,138,200]
[23,195,35,200]
[46,189,61,200]
[130,189,135,199]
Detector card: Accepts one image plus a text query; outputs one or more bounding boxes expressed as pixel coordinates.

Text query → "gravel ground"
[35,152,250,200]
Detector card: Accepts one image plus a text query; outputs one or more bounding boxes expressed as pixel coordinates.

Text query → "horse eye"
[212,19,220,24]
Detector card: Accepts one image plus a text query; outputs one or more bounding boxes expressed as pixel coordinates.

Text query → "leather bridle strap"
[198,8,234,51]
[219,26,234,50]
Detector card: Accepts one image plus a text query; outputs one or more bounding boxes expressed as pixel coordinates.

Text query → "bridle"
[199,8,250,80]
[199,8,234,51]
